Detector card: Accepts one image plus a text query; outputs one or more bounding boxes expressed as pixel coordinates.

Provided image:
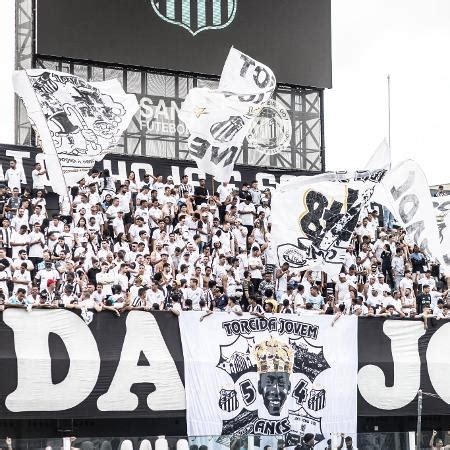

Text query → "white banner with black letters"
[179,48,276,182]
[376,160,444,265]
[13,70,138,196]
[179,313,357,447]
[271,169,386,279]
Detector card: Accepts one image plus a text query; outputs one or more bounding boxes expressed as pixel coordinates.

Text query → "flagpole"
[387,74,391,148]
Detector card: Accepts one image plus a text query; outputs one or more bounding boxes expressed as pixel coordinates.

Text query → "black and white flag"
[272,169,386,278]
[13,70,138,196]
[179,48,276,182]
[179,313,357,447]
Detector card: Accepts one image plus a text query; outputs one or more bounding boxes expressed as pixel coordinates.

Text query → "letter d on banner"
[358,321,425,410]
[5,309,100,411]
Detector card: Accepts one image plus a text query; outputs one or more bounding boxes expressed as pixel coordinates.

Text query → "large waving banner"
[13,70,138,196]
[179,48,276,182]
[378,160,444,264]
[179,313,357,447]
[272,169,386,278]
[433,195,450,271]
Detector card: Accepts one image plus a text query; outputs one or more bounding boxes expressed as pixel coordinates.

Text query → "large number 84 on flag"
[272,170,385,278]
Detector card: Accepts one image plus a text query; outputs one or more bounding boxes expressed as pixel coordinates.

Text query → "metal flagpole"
[417,389,422,450]
[387,74,391,148]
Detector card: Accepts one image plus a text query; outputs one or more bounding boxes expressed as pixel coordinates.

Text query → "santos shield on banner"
[179,313,357,446]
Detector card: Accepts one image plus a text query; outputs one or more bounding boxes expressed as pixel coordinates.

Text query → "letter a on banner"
[97,312,185,411]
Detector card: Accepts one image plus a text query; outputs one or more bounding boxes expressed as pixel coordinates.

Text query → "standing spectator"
[5,160,25,192]
[31,162,47,193]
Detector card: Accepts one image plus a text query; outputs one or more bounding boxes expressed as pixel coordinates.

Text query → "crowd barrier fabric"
[0,309,185,418]
[0,309,450,433]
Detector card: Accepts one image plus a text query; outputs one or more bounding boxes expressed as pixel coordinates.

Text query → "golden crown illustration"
[252,337,294,374]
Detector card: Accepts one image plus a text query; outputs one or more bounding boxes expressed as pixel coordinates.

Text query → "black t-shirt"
[193,186,209,203]
[0,194,7,215]
[417,293,431,313]
[87,267,101,285]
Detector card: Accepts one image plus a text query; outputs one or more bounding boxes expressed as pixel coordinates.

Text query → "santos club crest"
[150,0,238,36]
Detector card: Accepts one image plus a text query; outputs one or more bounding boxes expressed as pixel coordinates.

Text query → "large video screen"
[35,0,332,88]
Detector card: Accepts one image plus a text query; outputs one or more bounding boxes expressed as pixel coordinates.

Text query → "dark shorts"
[123,213,133,225]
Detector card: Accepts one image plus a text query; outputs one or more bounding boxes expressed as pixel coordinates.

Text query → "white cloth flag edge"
[13,70,67,196]
[377,159,444,264]
[12,70,138,196]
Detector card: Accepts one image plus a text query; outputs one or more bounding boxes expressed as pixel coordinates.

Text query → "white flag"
[13,70,138,196]
[271,169,386,278]
[432,195,450,272]
[179,48,276,182]
[379,160,444,264]
[179,313,357,447]
[364,139,391,170]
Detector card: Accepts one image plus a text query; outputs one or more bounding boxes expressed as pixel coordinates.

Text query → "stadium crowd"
[0,158,447,323]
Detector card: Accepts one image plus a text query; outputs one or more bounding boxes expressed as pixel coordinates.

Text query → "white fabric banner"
[179,48,276,182]
[271,169,385,278]
[180,313,357,448]
[377,160,444,264]
[433,195,450,273]
[364,139,391,171]
[13,70,138,196]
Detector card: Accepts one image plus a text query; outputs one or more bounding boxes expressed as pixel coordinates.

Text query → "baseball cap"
[167,176,174,181]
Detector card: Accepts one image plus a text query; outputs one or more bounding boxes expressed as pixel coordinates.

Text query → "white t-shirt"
[5,168,25,190]
[185,287,204,310]
[32,169,46,189]
[12,269,31,293]
[237,203,256,226]
[248,256,263,279]
[37,268,60,291]
[217,184,233,202]
[28,231,45,258]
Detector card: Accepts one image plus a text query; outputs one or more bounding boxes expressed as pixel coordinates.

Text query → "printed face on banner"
[150,0,238,36]
[180,314,357,447]
[218,326,327,443]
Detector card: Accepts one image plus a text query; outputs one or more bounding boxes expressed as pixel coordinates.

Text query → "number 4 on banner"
[293,380,308,405]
